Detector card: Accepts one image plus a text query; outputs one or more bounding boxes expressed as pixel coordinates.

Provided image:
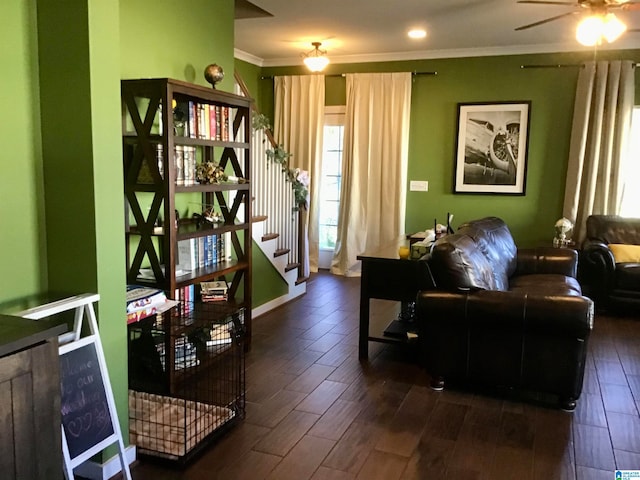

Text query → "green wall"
[260,49,640,248]
[37,0,127,456]
[0,0,46,300]
[120,0,234,89]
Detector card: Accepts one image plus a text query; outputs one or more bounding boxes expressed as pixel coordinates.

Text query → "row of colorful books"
[174,101,231,142]
[173,284,196,319]
[176,234,229,273]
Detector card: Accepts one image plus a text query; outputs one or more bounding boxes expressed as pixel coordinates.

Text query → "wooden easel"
[17,293,132,480]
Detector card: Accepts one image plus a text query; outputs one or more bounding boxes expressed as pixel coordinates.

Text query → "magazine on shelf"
[201,280,228,294]
[126,285,167,313]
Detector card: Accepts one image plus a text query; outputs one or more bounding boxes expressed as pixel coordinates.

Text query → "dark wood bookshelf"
[122,80,251,459]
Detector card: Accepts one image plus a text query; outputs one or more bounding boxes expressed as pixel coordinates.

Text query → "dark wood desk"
[356,236,434,359]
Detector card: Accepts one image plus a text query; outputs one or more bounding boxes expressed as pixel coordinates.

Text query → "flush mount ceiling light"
[302,42,330,72]
[576,12,627,45]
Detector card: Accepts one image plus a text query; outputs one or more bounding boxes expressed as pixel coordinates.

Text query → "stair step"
[262,233,279,242]
[252,215,267,223]
[295,275,309,286]
[274,248,290,258]
[285,262,300,272]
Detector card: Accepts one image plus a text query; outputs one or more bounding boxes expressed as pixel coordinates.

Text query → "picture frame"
[454,101,531,195]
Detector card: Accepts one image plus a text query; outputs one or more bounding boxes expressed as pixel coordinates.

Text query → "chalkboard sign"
[59,340,115,460]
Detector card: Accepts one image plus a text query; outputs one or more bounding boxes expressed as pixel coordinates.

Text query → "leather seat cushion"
[615,263,640,290]
[509,274,583,296]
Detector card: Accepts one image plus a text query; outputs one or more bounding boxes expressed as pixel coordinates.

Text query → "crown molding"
[237,41,640,68]
[234,48,264,66]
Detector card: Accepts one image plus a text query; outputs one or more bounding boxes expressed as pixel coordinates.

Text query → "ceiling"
[234,0,640,67]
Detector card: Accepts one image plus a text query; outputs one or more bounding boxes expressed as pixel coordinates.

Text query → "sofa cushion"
[615,264,640,290]
[457,217,517,291]
[586,215,640,245]
[430,234,497,291]
[509,274,583,297]
[609,244,640,263]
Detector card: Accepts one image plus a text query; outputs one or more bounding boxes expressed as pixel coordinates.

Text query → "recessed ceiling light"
[408,29,427,39]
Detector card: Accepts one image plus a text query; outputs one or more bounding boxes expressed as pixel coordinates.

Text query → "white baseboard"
[252,283,306,318]
[73,445,136,480]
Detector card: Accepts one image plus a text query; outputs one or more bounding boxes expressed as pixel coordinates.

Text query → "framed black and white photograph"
[454,101,531,195]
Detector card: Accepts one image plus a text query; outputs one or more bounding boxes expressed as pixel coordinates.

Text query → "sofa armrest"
[581,239,616,271]
[579,239,616,301]
[515,247,578,278]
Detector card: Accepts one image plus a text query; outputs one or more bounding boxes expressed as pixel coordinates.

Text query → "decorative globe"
[204,64,224,89]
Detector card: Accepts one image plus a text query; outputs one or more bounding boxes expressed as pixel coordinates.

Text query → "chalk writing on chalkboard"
[59,341,114,460]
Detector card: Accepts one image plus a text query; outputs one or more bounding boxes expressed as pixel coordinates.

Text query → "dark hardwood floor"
[127,271,640,480]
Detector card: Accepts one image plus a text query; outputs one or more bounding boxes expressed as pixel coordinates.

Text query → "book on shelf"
[201,280,228,293]
[173,284,196,316]
[174,145,184,185]
[126,285,167,312]
[126,305,158,324]
[201,280,228,302]
[138,265,187,281]
[177,238,198,272]
[209,105,218,140]
[183,146,196,185]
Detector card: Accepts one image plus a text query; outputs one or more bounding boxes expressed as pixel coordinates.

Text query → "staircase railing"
[234,71,306,280]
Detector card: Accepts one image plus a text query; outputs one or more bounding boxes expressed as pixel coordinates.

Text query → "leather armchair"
[416,217,594,410]
[580,215,640,312]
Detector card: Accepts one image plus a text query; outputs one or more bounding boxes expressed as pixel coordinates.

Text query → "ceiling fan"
[515,0,640,45]
[515,0,640,31]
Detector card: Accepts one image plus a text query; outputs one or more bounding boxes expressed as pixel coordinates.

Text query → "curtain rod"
[521,63,638,69]
[260,71,437,80]
[520,64,583,69]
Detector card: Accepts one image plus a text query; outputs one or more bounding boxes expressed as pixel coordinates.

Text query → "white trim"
[73,445,137,480]
[234,48,264,66]
[244,41,639,68]
[252,284,306,319]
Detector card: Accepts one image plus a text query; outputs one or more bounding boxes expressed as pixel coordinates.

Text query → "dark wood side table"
[356,236,434,359]
[0,314,67,479]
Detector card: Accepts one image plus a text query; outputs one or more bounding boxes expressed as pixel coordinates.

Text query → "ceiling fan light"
[302,42,329,72]
[576,15,604,46]
[602,13,626,43]
[303,55,330,72]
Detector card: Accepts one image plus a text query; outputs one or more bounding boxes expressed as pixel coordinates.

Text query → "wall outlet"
[409,180,428,192]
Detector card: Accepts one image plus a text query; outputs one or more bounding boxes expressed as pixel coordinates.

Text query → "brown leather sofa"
[416,217,594,410]
[580,215,640,312]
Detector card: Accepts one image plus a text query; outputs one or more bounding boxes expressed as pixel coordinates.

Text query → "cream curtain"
[273,75,325,275]
[331,72,412,277]
[563,60,635,242]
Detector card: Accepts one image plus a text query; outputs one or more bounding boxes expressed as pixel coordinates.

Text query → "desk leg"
[359,290,370,360]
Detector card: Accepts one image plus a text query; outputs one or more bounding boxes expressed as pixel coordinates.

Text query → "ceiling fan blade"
[517,1,580,5]
[515,11,577,31]
[620,1,640,10]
